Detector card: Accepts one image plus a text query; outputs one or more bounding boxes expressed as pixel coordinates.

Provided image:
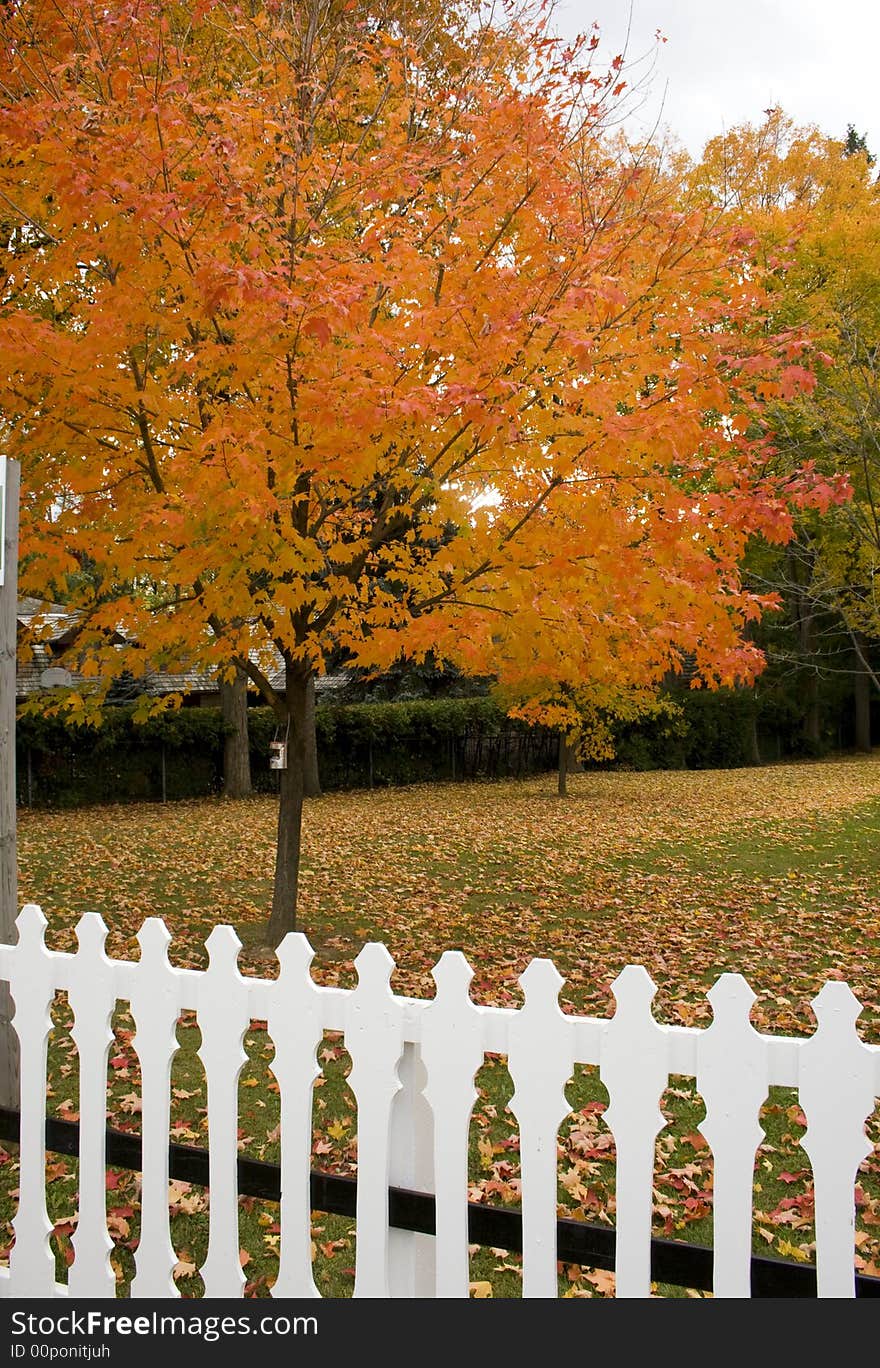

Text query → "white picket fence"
[0,902,878,1300]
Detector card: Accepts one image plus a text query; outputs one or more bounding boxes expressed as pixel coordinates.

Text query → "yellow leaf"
[776,1238,811,1263]
[469,1281,493,1298]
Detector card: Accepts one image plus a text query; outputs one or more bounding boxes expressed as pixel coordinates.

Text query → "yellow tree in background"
[694,109,880,745]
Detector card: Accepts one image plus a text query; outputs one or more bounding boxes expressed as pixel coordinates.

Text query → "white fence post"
[601,965,669,1298]
[698,973,767,1298]
[508,959,573,1299]
[197,925,250,1298]
[129,918,183,1298]
[267,933,323,1299]
[67,913,116,1296]
[346,943,402,1298]
[800,982,875,1298]
[422,951,484,1297]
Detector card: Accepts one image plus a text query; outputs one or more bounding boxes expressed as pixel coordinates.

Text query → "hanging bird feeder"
[269,719,289,770]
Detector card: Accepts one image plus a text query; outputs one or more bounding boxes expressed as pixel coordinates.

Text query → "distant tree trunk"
[854,637,872,752]
[794,566,821,748]
[801,663,821,750]
[746,706,761,766]
[739,622,761,766]
[220,665,252,798]
[265,664,308,947]
[557,733,569,797]
[303,675,321,798]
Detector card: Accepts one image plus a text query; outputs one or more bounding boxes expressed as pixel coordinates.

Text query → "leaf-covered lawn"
[4,753,880,1296]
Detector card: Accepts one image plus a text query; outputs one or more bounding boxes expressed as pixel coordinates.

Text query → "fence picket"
[8,904,57,1297]
[267,933,324,1298]
[67,914,116,1296]
[129,918,183,1298]
[508,959,573,1298]
[388,1039,434,1295]
[422,951,484,1297]
[346,943,402,1298]
[601,965,668,1298]
[800,982,875,1298]
[197,925,250,1298]
[697,973,767,1297]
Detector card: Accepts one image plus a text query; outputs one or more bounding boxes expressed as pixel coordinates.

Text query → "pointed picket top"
[275,930,317,977]
[353,940,396,995]
[16,901,48,945]
[809,979,864,1032]
[610,962,658,1013]
[74,911,110,957]
[424,948,482,1114]
[348,941,400,1098]
[603,963,666,1112]
[431,948,475,998]
[204,922,244,974]
[136,916,173,963]
[509,956,570,1128]
[519,955,565,1003]
[706,971,758,1019]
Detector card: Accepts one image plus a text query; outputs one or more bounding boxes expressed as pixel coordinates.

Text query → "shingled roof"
[15,601,348,702]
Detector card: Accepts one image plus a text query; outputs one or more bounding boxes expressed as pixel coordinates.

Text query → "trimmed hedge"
[15,697,559,807]
[14,679,867,808]
[611,688,760,772]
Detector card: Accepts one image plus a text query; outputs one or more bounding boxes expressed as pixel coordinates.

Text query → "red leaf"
[303,316,332,346]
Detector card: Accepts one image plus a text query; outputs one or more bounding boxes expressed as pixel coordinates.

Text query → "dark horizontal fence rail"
[2,1108,877,1298]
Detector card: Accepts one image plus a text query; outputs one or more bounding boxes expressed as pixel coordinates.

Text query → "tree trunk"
[796,590,821,749]
[0,458,21,1110]
[220,665,252,798]
[746,709,761,766]
[557,733,569,798]
[265,666,308,947]
[302,675,321,798]
[854,640,872,752]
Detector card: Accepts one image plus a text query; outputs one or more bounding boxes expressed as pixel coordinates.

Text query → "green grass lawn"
[3,752,880,1296]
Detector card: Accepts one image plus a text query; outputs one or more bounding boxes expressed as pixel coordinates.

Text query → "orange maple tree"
[0,2,845,940]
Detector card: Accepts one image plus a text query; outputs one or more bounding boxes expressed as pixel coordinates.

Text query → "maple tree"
[0,2,843,942]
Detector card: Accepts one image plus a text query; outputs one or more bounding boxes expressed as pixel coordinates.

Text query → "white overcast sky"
[549,0,880,158]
